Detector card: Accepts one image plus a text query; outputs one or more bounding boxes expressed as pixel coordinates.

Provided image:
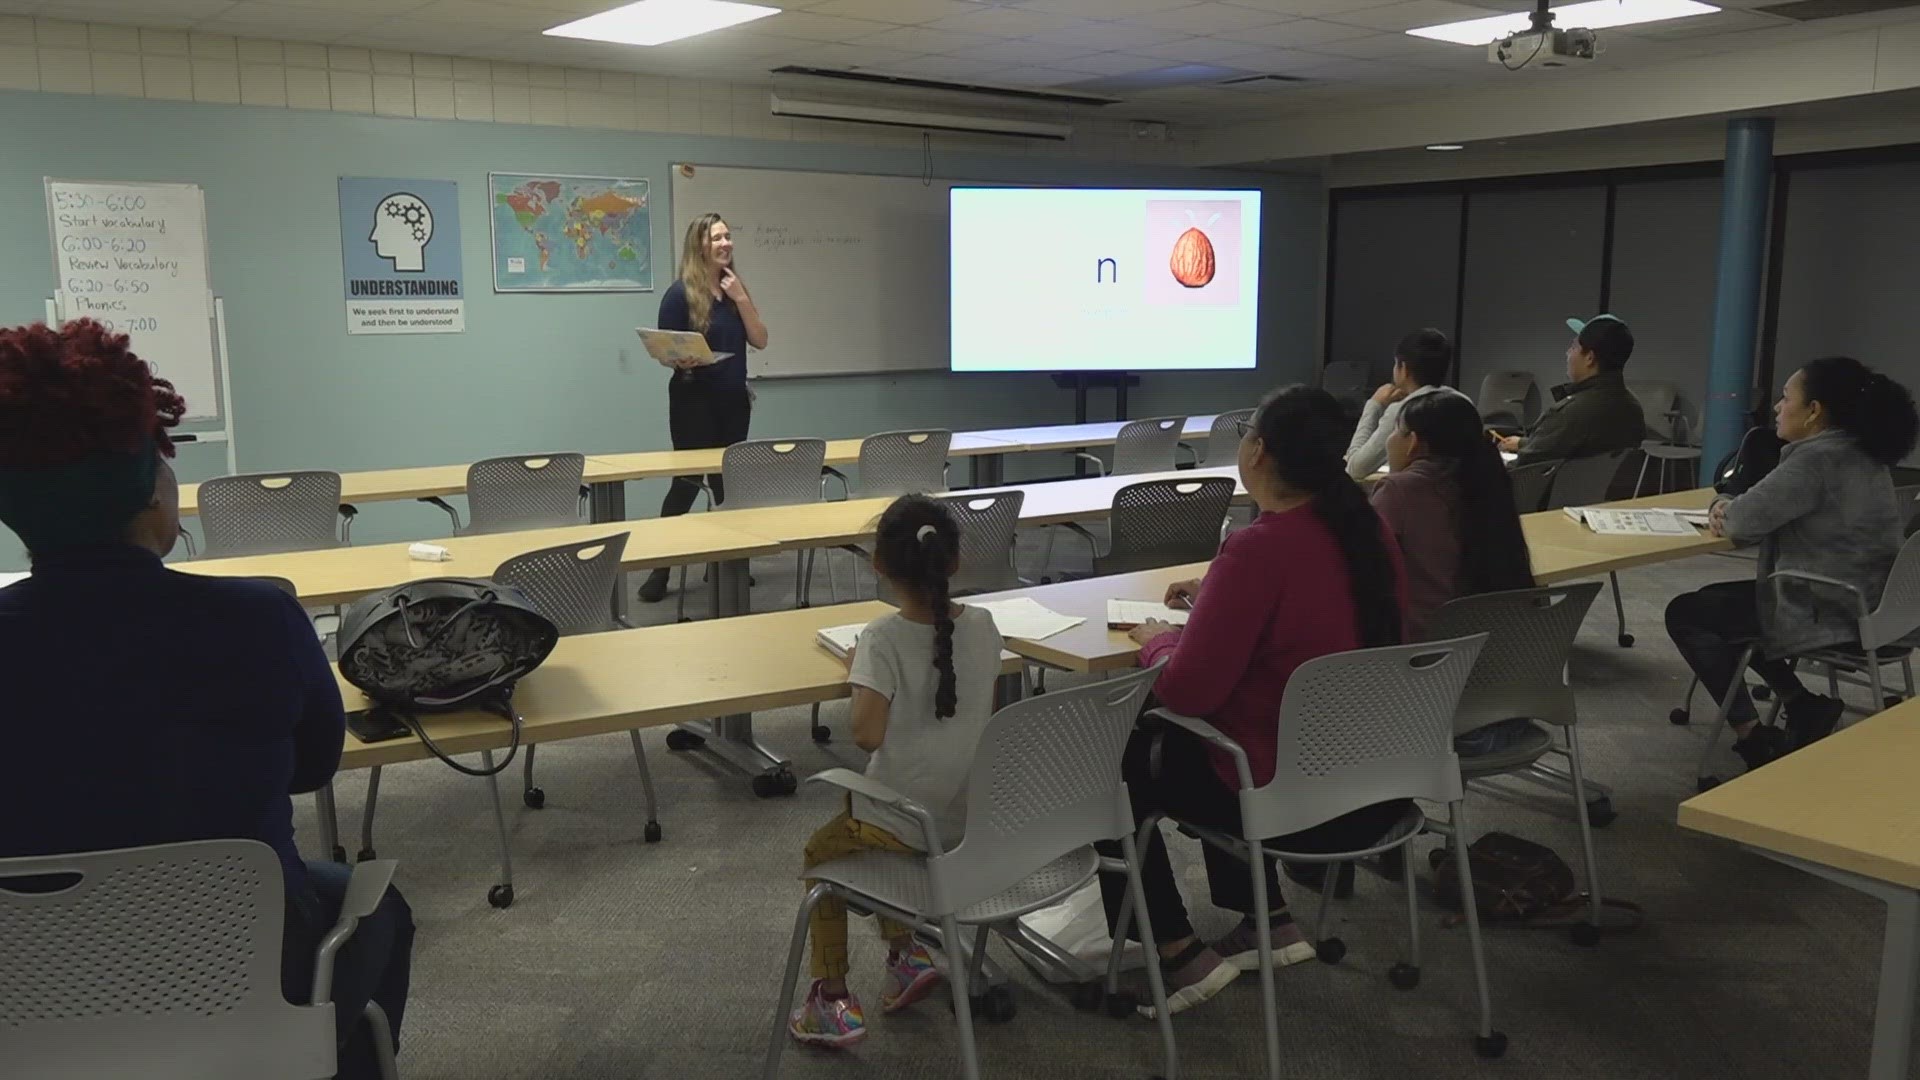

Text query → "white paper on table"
[1106,599,1192,630]
[0,571,26,589]
[1639,507,1714,527]
[968,597,1086,641]
[1563,507,1698,536]
[816,623,863,658]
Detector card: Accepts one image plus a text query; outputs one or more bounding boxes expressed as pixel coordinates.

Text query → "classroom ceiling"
[9,0,1920,126]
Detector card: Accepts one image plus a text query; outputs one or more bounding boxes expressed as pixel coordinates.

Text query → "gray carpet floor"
[297,538,1919,1079]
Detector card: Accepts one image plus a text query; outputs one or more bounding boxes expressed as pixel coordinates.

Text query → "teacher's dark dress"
[656,279,750,512]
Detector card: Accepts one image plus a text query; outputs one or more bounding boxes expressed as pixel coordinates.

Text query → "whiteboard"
[671,164,992,379]
[46,179,221,421]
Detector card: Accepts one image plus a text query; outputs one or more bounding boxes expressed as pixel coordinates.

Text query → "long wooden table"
[179,416,1227,517]
[1524,487,1727,583]
[1680,699,1920,1080]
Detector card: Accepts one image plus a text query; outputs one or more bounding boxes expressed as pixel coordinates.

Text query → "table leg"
[672,557,794,791]
[315,783,344,863]
[1762,852,1918,1080]
[589,480,631,621]
[1871,890,1918,1080]
[970,453,1004,489]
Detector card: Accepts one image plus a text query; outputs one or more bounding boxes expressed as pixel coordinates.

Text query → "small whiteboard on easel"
[45,179,224,424]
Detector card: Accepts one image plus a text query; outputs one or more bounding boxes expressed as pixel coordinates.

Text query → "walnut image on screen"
[1169,211,1220,288]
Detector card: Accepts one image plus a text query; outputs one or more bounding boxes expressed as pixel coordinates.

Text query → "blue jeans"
[284,860,415,1080]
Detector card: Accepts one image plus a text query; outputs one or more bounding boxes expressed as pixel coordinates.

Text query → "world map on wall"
[488,173,652,292]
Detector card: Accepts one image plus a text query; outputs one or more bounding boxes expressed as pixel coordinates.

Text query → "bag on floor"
[337,577,559,777]
[1429,831,1643,931]
[1011,881,1144,985]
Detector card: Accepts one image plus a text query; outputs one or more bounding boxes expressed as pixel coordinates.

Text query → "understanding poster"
[339,177,465,334]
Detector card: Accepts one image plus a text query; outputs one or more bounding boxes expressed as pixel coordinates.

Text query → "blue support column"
[1702,117,1775,474]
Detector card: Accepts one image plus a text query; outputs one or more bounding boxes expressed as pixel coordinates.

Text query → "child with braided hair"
[787,495,1005,1049]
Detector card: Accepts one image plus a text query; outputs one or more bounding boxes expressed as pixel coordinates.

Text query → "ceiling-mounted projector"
[1489,26,1597,68]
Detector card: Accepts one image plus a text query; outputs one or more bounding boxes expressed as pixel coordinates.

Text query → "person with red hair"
[0,320,413,1079]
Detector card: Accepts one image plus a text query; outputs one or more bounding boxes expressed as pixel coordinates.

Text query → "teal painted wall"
[0,89,1323,561]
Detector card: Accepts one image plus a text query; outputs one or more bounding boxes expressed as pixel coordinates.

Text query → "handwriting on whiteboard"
[747,223,864,251]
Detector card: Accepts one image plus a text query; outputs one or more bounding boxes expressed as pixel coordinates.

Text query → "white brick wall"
[0,16,1196,165]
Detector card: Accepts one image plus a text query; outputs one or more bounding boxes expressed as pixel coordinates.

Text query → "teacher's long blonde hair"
[678,212,729,332]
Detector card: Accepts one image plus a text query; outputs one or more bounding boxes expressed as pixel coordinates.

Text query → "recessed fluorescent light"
[544,0,779,47]
[1426,143,1466,151]
[1408,0,1719,45]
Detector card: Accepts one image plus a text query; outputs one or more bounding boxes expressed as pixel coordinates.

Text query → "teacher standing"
[639,212,769,603]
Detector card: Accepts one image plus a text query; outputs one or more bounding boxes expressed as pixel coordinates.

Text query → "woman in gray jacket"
[1665,356,1918,772]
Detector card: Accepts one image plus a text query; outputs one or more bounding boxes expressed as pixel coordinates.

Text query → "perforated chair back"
[493,532,629,635]
[719,438,827,510]
[1544,449,1633,510]
[198,472,344,559]
[465,453,585,535]
[938,490,1025,595]
[1895,485,1920,539]
[1509,460,1559,514]
[1863,530,1920,650]
[1110,417,1186,476]
[1425,584,1600,731]
[1628,380,1682,442]
[1240,635,1486,841]
[1202,409,1254,465]
[856,430,952,497]
[1478,370,1539,428]
[1322,361,1368,399]
[0,839,338,1079]
[1098,477,1235,575]
[928,665,1162,915]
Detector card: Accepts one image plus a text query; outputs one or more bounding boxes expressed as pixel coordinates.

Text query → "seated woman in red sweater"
[1095,385,1410,1016]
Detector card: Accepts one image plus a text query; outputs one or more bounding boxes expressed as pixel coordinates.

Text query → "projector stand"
[1052,372,1140,476]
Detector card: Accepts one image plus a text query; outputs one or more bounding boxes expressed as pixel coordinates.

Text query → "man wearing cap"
[1496,314,1646,468]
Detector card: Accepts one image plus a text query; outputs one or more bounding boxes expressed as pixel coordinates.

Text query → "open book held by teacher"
[636,327,731,370]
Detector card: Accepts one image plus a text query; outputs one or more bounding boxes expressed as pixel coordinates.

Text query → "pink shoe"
[880,943,943,1013]
[788,980,867,1048]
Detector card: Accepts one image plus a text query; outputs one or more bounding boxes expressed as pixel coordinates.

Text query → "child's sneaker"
[788,981,867,1048]
[880,943,943,1013]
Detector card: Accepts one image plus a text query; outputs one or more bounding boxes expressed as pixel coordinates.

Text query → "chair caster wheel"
[1586,796,1616,828]
[1571,921,1602,948]
[1106,990,1138,1019]
[676,616,693,624]
[1696,776,1720,793]
[1752,684,1772,700]
[1618,633,1635,648]
[355,848,377,863]
[811,724,832,745]
[331,845,348,864]
[665,729,704,752]
[1474,1031,1509,1058]
[969,985,1016,1021]
[1375,846,1406,883]
[1887,696,1904,710]
[523,787,546,809]
[1316,937,1346,965]
[643,821,662,843]
[1669,707,1691,725]
[1070,982,1105,1012]
[1388,963,1420,990]
[752,768,797,798]
[488,884,514,909]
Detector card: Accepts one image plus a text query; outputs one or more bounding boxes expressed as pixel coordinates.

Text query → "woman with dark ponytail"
[1094,385,1411,1017]
[787,495,1004,1050]
[1667,356,1918,773]
[1373,391,1534,637]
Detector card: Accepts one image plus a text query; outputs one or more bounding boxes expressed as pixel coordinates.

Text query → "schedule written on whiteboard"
[47,179,220,421]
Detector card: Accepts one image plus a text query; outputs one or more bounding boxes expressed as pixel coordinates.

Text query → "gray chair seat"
[811,846,1100,926]
[1182,801,1427,864]
[1457,721,1556,778]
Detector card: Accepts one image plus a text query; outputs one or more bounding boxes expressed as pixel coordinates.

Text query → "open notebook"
[816,598,1084,659]
[1562,506,1701,536]
[1106,600,1192,630]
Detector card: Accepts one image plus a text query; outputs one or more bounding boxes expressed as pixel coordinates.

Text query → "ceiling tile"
[1226,18,1375,45]
[804,0,981,22]
[1303,30,1458,56]
[881,54,1019,77]
[776,41,927,68]
[400,1,562,30]
[1225,0,1403,18]
[983,63,1089,84]
[1016,0,1198,16]
[750,10,895,40]
[1046,50,1182,74]
[1026,23,1189,49]
[1325,0,1504,31]
[850,25,997,52]
[1127,3,1294,32]
[943,37,1101,61]
[237,0,435,13]
[924,6,1082,34]
[1227,45,1350,70]
[1126,34,1270,59]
